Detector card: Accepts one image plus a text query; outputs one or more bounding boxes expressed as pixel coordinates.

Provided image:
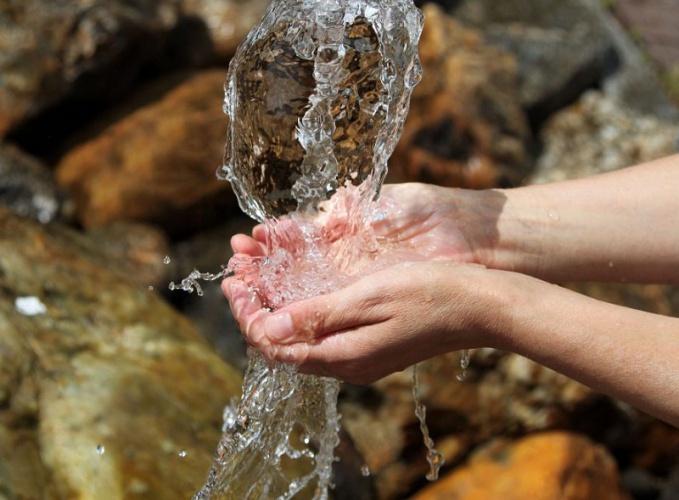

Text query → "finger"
[260,279,391,345]
[226,280,270,348]
[230,234,266,256]
[252,224,268,243]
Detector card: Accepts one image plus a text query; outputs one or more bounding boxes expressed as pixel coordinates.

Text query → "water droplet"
[163,256,171,265]
[168,282,176,291]
[548,209,560,221]
[360,465,370,477]
[96,444,105,455]
[178,450,187,458]
[147,286,154,291]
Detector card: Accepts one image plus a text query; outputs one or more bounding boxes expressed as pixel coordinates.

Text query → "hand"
[229,182,504,265]
[223,260,501,385]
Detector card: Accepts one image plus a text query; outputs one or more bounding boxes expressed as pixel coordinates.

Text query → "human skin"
[224,154,679,427]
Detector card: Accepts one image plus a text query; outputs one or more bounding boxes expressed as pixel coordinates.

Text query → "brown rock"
[409,432,630,500]
[0,207,243,498]
[390,3,529,189]
[56,70,236,236]
[0,0,195,138]
[182,0,269,61]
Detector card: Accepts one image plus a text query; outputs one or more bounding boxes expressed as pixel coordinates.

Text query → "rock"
[56,70,236,237]
[390,4,529,190]
[86,221,171,291]
[0,207,243,498]
[0,0,213,139]
[409,432,630,500]
[452,0,617,125]
[529,90,679,185]
[182,0,269,61]
[0,143,71,223]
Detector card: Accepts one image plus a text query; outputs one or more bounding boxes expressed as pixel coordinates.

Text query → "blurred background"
[1,0,678,498]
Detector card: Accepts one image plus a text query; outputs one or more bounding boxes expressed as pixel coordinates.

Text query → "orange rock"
[390,4,529,189]
[409,432,630,500]
[56,70,235,237]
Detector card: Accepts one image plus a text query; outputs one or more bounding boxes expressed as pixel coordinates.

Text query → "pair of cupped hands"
[224,183,516,384]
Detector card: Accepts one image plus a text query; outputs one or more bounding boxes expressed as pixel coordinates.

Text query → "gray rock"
[0,0,211,138]
[452,0,617,124]
[529,90,679,185]
[0,143,70,223]
[0,207,243,499]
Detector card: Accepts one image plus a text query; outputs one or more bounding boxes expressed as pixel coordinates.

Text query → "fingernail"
[266,312,294,341]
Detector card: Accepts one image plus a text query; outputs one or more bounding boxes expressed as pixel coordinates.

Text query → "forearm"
[475,154,679,284]
[488,271,679,427]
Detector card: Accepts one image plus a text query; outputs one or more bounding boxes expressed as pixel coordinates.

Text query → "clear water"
[190,1,435,498]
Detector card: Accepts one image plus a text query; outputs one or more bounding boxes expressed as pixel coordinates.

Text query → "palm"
[374,183,475,262]
[231,183,479,265]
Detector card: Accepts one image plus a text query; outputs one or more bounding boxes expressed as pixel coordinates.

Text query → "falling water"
[190,1,443,498]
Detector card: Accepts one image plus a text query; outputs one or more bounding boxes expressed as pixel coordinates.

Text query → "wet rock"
[452,0,617,125]
[339,350,605,499]
[529,90,679,185]
[409,432,630,500]
[0,143,71,223]
[0,207,243,498]
[0,0,213,139]
[182,0,269,61]
[390,4,529,190]
[56,70,236,237]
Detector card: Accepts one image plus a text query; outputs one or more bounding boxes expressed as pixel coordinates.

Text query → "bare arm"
[478,154,679,284]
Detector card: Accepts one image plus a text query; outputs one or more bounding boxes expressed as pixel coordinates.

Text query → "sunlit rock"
[56,70,236,237]
[390,4,530,190]
[0,207,242,499]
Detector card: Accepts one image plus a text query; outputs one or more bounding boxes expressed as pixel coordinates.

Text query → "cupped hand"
[223,260,502,385]
[230,183,494,264]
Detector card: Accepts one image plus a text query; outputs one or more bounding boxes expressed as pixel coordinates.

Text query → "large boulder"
[390,4,530,189]
[56,70,235,237]
[409,432,630,500]
[0,207,242,498]
[0,0,212,139]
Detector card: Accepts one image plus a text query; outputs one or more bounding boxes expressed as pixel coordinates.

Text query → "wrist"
[465,187,548,277]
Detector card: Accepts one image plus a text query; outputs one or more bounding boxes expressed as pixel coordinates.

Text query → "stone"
[409,432,630,500]
[0,0,214,139]
[182,0,269,61]
[56,70,236,237]
[0,207,243,498]
[451,0,617,124]
[390,4,529,189]
[0,143,71,223]
[529,90,679,185]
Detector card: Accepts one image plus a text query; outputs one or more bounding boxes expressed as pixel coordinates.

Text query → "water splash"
[412,364,445,481]
[194,1,424,498]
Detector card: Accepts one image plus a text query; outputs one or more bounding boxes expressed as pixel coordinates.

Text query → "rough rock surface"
[409,432,630,500]
[56,70,235,236]
[0,0,213,139]
[452,0,616,123]
[182,0,269,61]
[390,4,529,190]
[0,207,243,499]
[529,90,679,185]
[0,143,71,223]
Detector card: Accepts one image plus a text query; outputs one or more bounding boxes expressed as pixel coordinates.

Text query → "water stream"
[185,1,443,497]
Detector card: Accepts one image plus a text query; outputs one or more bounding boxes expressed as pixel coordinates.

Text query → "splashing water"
[192,1,439,498]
